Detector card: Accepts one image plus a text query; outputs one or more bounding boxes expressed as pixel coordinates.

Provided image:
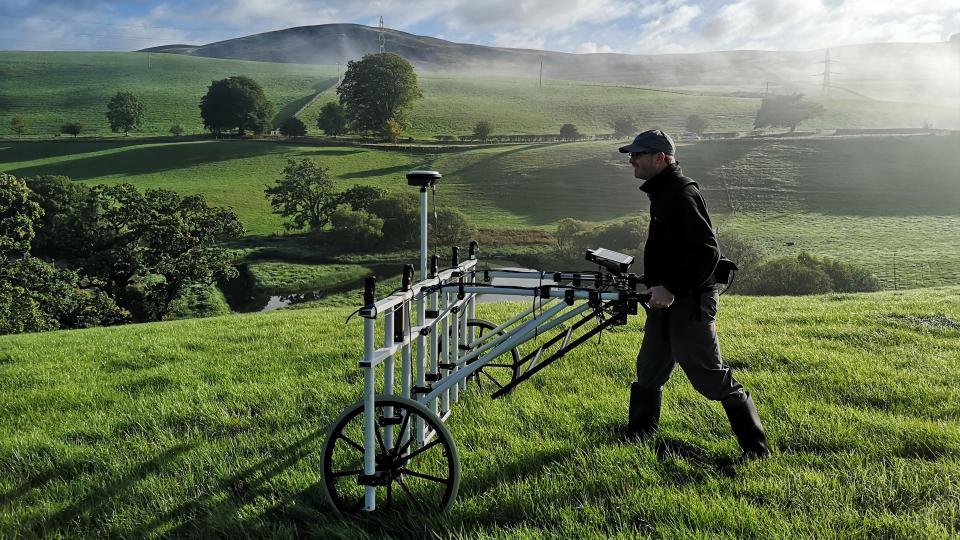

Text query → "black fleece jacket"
[639,163,720,297]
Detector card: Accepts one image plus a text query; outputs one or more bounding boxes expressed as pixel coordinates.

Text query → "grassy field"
[3,52,958,140]
[0,140,426,235]
[2,135,957,288]
[0,287,957,537]
[246,262,372,295]
[0,52,335,137]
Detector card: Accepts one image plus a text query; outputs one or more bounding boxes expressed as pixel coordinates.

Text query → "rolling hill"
[141,23,960,105]
[2,51,958,139]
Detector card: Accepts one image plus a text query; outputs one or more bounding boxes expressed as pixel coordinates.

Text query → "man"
[619,129,770,459]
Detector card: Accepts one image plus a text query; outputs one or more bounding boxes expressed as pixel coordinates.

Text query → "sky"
[1,0,957,54]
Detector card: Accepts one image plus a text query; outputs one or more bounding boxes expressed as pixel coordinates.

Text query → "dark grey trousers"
[636,288,746,405]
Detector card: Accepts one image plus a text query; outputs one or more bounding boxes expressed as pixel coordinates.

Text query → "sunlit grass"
[0,287,957,537]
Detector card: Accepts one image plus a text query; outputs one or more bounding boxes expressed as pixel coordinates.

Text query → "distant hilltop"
[141,23,960,102]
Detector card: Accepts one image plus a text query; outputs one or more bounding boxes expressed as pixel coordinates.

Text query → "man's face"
[629,151,659,180]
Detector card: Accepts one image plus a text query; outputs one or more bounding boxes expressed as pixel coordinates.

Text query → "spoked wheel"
[321,396,460,516]
[465,318,521,393]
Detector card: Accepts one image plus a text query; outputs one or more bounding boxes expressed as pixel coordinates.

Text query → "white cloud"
[574,41,615,53]
[1,0,957,53]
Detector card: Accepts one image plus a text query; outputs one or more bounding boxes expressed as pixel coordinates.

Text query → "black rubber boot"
[626,383,661,439]
[723,393,771,459]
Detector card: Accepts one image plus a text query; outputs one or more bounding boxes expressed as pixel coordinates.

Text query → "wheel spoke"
[338,434,364,453]
[400,467,449,485]
[386,481,393,510]
[396,477,428,510]
[480,369,505,389]
[402,437,442,463]
[394,410,412,453]
[375,422,387,453]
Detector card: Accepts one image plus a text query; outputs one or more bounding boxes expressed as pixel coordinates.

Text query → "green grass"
[246,262,372,295]
[0,52,335,137]
[2,135,957,288]
[0,287,957,537]
[0,140,427,235]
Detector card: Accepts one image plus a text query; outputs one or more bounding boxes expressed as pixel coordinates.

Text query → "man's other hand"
[646,285,674,309]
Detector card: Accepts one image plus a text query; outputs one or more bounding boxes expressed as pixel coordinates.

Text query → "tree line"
[1,173,243,335]
[6,52,825,141]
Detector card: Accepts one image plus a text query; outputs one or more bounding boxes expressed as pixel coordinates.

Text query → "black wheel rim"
[322,398,458,516]
[466,320,521,392]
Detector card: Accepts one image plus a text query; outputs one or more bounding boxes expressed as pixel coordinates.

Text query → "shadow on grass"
[24,443,194,536]
[0,140,150,164]
[132,429,329,537]
[339,163,413,179]
[5,140,289,181]
[303,148,365,157]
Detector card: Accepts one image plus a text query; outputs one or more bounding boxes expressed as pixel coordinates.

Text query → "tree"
[337,53,422,137]
[1,173,42,261]
[106,91,145,135]
[264,158,338,231]
[383,118,404,142]
[753,94,824,132]
[199,76,274,136]
[685,114,708,135]
[368,193,420,248]
[328,207,384,251]
[430,208,475,247]
[279,116,307,137]
[472,121,493,142]
[25,175,100,261]
[336,185,385,212]
[10,115,26,138]
[316,101,347,137]
[60,122,82,137]
[81,184,244,321]
[559,123,581,141]
[610,116,636,138]
[0,173,126,334]
[169,125,184,136]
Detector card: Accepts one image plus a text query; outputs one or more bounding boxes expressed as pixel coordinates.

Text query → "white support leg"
[363,318,376,512]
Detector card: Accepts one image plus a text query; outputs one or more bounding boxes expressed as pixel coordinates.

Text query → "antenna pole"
[539,57,543,88]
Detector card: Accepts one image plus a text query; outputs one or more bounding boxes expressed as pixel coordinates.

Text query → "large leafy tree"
[264,158,338,231]
[278,116,307,136]
[0,173,41,261]
[25,175,101,261]
[337,53,422,137]
[0,174,126,334]
[106,91,145,135]
[199,76,274,136]
[754,94,824,132]
[81,184,244,321]
[316,101,347,137]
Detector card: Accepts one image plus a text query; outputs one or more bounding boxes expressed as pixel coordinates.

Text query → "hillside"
[0,52,335,137]
[0,288,957,537]
[2,52,958,139]
[142,24,960,106]
[2,135,958,290]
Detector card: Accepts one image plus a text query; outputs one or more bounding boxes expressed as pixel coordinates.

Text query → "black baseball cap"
[618,129,675,156]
